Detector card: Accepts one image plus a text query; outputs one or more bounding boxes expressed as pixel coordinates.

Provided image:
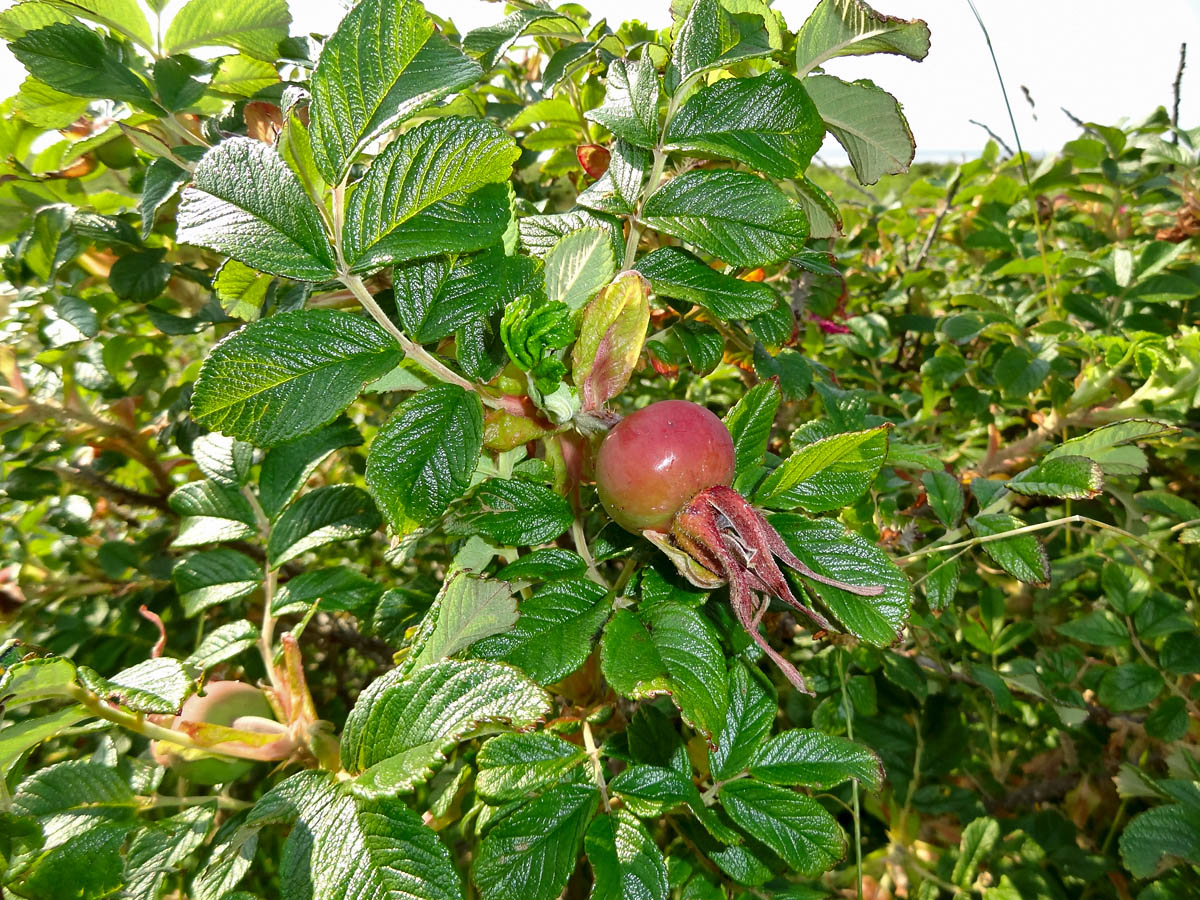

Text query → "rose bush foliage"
[0,0,1198,898]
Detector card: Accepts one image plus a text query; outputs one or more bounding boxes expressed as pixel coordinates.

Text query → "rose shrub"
[0,0,1198,898]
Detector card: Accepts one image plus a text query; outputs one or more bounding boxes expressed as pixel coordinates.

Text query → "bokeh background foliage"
[0,0,1198,899]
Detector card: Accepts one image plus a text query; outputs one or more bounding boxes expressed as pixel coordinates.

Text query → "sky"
[1,0,1197,164]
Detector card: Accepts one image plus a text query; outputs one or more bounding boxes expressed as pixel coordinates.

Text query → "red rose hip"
[594,400,735,533]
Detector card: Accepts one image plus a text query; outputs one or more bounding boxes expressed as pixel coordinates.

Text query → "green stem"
[339,272,504,409]
[66,684,205,751]
[138,794,252,811]
[838,656,864,900]
[966,0,1057,314]
[582,719,610,812]
[623,148,666,269]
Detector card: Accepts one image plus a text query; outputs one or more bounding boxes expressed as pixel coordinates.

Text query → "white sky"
[1,0,1198,163]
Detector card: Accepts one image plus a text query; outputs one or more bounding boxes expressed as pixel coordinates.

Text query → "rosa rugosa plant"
[2,0,1199,898]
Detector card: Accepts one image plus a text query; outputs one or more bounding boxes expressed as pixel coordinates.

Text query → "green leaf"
[168,480,257,547]
[665,69,823,179]
[21,821,133,899]
[718,780,846,876]
[1097,663,1163,712]
[756,425,889,510]
[20,205,76,282]
[643,171,808,267]
[1009,454,1104,499]
[252,771,463,900]
[585,57,661,149]
[209,52,278,97]
[1120,801,1200,879]
[138,156,189,239]
[572,271,651,410]
[666,0,775,94]
[259,417,362,519]
[0,706,87,781]
[770,513,911,645]
[601,610,669,701]
[709,662,775,781]
[586,810,669,900]
[474,783,599,900]
[14,759,136,831]
[365,383,483,536]
[77,658,194,714]
[0,657,77,706]
[748,729,883,789]
[804,74,914,185]
[578,140,649,217]
[636,246,779,320]
[464,8,583,71]
[519,208,624,261]
[192,819,258,900]
[123,805,215,900]
[968,514,1051,586]
[407,573,519,671]
[11,22,152,105]
[308,0,481,183]
[543,227,616,311]
[177,138,337,281]
[342,659,550,781]
[185,621,260,671]
[42,0,153,48]
[495,549,588,584]
[342,116,518,273]
[1054,608,1129,648]
[921,470,964,528]
[0,3,72,41]
[473,578,610,685]
[13,75,90,128]
[173,548,261,616]
[213,258,271,322]
[724,383,779,489]
[444,478,573,547]
[641,601,728,744]
[794,0,930,76]
[109,248,172,302]
[192,432,254,488]
[267,485,381,567]
[394,247,538,344]
[1045,419,1175,476]
[192,310,402,447]
[953,817,1000,888]
[608,764,739,845]
[164,0,288,60]
[994,347,1050,399]
[475,732,587,803]
[272,566,383,617]
[500,295,575,393]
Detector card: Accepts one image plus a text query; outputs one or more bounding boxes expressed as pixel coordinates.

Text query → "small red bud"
[577,144,611,179]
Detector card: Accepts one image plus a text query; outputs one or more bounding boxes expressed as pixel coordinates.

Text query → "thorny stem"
[581,719,610,812]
